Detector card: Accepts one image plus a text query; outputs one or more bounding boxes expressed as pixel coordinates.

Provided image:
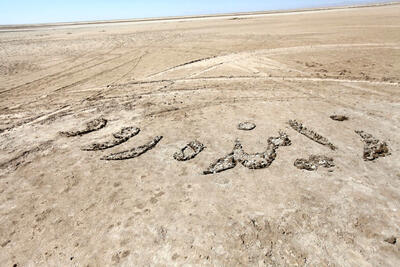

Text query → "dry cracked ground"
[1,4,400,266]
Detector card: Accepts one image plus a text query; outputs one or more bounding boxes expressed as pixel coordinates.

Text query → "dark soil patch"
[289,120,336,150]
[60,118,107,137]
[82,127,140,151]
[174,140,205,161]
[294,155,335,171]
[101,136,163,160]
[355,130,390,161]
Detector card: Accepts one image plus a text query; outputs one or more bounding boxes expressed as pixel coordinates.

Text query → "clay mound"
[60,118,107,137]
[101,136,163,160]
[355,130,390,161]
[289,120,337,150]
[238,122,256,131]
[294,155,335,171]
[330,115,349,121]
[82,127,140,151]
[174,140,205,161]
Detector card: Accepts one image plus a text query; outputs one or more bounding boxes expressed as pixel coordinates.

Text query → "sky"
[0,0,394,25]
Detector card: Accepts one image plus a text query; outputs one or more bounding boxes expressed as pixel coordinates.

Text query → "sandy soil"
[1,3,400,266]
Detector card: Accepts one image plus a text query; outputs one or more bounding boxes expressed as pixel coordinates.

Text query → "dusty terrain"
[1,3,400,266]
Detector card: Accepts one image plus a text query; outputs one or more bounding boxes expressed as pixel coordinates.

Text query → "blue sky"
[0,0,393,25]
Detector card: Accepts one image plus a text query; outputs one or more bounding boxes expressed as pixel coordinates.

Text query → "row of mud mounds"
[203,132,291,175]
[59,115,390,175]
[60,119,162,160]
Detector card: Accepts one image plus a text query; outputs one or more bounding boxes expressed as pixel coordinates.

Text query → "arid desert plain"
[1,3,400,266]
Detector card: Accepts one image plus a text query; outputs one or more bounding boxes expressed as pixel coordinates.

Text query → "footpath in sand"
[0,3,400,266]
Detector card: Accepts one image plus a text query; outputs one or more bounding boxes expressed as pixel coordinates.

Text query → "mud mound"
[233,139,277,169]
[267,131,292,147]
[113,127,139,139]
[289,120,336,150]
[60,118,107,137]
[384,236,397,245]
[101,136,163,160]
[355,130,390,161]
[294,155,335,171]
[203,153,237,175]
[173,140,205,161]
[330,115,349,121]
[82,127,140,151]
[204,132,291,174]
[238,122,256,131]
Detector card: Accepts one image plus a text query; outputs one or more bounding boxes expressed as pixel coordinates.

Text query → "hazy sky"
[0,0,393,25]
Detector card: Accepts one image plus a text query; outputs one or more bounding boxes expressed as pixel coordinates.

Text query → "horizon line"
[1,1,399,29]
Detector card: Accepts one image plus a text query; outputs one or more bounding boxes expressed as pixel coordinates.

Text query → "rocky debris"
[60,118,107,137]
[330,115,349,121]
[82,127,140,151]
[101,136,163,160]
[289,120,337,150]
[238,122,256,131]
[173,140,205,161]
[294,155,335,171]
[204,132,291,174]
[384,236,397,245]
[355,130,390,161]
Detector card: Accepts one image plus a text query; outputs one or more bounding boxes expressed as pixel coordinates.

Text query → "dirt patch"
[204,132,291,174]
[289,120,337,150]
[238,122,256,131]
[294,155,335,171]
[330,115,349,121]
[173,140,205,161]
[355,130,390,161]
[101,136,163,160]
[81,127,140,151]
[60,118,107,137]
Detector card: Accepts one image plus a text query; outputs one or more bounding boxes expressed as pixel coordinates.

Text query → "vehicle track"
[0,49,123,95]
[141,43,400,81]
